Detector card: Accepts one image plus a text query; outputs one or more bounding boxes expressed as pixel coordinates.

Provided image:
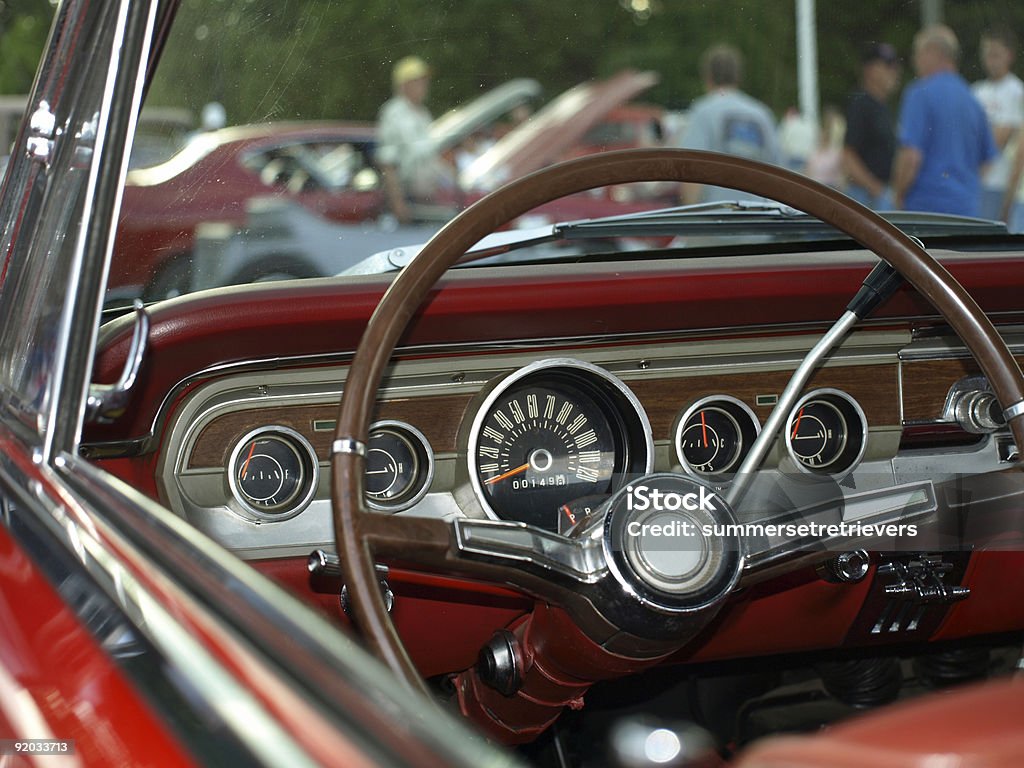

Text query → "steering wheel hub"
[604,473,743,611]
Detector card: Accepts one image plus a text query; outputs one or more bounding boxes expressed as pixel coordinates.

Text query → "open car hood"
[428,78,542,154]
[459,69,658,192]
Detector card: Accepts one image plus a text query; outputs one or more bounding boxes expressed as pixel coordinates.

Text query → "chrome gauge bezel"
[465,358,654,527]
[365,420,435,513]
[227,425,320,522]
[673,395,761,481]
[784,388,868,477]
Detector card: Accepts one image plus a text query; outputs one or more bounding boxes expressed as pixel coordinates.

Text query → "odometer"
[467,360,653,532]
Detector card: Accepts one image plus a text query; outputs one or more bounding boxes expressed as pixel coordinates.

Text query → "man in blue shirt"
[892,25,997,216]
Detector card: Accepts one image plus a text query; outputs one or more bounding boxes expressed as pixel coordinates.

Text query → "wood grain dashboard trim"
[186,363,899,470]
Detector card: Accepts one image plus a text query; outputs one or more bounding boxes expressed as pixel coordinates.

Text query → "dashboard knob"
[817,549,871,583]
[954,390,1005,434]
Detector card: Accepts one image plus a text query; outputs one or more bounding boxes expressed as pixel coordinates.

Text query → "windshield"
[104,1,1024,303]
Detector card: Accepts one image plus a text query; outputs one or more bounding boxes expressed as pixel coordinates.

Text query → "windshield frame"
[0,0,162,461]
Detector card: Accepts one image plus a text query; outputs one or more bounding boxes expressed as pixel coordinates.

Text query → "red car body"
[114,122,381,292]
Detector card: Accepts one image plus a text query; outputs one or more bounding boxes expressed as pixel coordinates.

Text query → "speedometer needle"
[484,462,529,486]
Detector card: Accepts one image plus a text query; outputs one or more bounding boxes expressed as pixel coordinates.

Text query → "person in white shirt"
[973,29,1024,221]
[376,56,450,224]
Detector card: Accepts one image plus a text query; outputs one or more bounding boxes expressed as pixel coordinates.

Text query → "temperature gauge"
[785,389,868,476]
[674,396,760,480]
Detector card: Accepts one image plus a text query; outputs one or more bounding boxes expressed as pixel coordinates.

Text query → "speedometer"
[466,359,653,532]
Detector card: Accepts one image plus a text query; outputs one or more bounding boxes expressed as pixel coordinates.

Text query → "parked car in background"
[182,71,672,293]
[114,122,381,297]
[115,81,542,299]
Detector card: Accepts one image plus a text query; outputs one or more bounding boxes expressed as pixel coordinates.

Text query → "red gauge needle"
[484,462,529,486]
[791,407,805,440]
[239,441,256,479]
[700,410,708,448]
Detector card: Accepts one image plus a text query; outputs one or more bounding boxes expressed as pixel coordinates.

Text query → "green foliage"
[137,0,1024,125]
[0,0,55,94]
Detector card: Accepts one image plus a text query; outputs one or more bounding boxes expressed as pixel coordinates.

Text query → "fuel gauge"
[228,426,318,520]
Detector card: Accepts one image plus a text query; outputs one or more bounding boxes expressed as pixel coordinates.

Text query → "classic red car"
[113,72,673,299]
[4,1,1024,767]
[114,122,381,294]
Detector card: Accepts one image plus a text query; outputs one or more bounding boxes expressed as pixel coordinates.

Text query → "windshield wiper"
[340,201,1010,276]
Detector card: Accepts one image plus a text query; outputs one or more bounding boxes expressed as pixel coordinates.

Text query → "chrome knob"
[818,549,870,583]
[954,390,1005,434]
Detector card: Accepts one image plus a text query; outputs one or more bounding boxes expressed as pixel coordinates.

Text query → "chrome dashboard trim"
[155,331,908,557]
[899,327,1024,361]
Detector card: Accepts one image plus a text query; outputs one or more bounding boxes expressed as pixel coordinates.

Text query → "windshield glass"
[109,1,1024,303]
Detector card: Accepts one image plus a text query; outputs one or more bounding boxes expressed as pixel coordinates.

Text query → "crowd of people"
[374,24,1024,230]
[677,25,1013,225]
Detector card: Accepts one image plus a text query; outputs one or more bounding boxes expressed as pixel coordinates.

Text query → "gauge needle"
[791,407,805,440]
[701,410,708,448]
[239,441,256,479]
[484,462,529,486]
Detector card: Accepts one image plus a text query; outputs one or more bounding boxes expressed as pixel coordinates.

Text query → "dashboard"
[156,329,913,559]
[86,250,1024,674]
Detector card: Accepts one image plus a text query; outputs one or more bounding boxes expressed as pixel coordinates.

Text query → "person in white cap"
[376,56,449,223]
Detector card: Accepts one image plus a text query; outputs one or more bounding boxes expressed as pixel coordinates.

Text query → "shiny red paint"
[734,676,1024,767]
[933,549,1024,640]
[0,524,197,767]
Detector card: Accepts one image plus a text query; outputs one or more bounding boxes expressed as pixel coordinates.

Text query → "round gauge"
[468,359,653,533]
[785,389,868,476]
[228,427,319,520]
[674,396,760,479]
[365,421,433,512]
